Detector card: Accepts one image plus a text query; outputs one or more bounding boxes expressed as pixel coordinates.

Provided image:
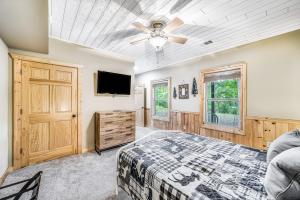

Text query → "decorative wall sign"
[173,86,177,99]
[179,84,189,99]
[192,77,198,97]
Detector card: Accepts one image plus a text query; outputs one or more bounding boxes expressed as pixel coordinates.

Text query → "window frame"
[151,77,171,121]
[200,63,247,135]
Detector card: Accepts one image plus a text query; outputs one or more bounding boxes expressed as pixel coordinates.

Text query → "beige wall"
[10,38,135,152]
[136,29,300,120]
[0,38,9,176]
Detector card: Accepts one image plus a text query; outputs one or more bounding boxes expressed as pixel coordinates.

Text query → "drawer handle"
[105,137,113,141]
[125,133,132,136]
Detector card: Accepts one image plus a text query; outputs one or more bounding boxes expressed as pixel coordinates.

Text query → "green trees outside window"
[205,79,240,128]
[154,83,168,117]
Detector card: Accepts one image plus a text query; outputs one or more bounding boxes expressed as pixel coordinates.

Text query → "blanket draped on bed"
[117,131,268,200]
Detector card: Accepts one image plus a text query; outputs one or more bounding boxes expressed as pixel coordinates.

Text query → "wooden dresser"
[95,110,135,154]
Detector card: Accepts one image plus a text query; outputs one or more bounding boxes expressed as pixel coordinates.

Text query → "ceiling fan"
[129,17,188,50]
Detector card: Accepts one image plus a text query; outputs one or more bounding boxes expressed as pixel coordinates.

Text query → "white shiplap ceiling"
[50,0,300,74]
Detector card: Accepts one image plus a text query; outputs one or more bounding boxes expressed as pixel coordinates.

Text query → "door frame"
[10,53,83,169]
[134,84,146,127]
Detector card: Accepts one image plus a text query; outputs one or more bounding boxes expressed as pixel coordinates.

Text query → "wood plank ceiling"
[50,0,300,73]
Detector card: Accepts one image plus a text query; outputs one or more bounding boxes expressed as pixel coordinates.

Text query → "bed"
[116,130,268,200]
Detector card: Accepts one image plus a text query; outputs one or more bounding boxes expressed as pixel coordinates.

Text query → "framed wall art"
[179,84,189,99]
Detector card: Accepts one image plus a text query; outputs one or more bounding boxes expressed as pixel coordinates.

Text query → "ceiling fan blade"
[163,17,184,33]
[112,0,142,16]
[112,0,154,20]
[104,29,141,42]
[130,36,149,45]
[131,22,151,33]
[170,0,193,14]
[168,35,187,44]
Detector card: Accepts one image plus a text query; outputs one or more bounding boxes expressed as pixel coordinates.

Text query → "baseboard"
[82,147,95,153]
[0,166,14,185]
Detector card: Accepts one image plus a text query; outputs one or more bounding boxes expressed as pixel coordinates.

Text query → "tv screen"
[97,71,131,95]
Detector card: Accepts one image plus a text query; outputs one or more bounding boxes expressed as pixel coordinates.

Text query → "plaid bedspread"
[117,131,268,200]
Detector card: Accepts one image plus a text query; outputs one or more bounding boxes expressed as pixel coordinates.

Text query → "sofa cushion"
[267,129,300,164]
[264,147,300,200]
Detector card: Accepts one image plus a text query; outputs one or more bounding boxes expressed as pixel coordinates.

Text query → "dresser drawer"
[99,133,134,149]
[100,125,135,136]
[99,112,135,120]
[99,118,134,128]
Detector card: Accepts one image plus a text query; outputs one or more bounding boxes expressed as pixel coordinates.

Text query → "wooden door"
[21,61,78,166]
[134,85,145,127]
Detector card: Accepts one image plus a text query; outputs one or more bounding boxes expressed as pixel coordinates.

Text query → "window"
[200,63,246,134]
[151,78,171,121]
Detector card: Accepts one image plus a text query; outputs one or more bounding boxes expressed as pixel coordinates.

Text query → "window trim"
[151,77,171,121]
[200,63,247,135]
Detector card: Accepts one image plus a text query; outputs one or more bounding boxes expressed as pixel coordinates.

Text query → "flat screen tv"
[97,71,131,95]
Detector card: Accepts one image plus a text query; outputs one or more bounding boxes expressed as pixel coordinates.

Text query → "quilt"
[117,131,268,200]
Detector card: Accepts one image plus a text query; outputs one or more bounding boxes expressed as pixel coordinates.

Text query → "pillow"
[264,147,300,200]
[267,129,300,164]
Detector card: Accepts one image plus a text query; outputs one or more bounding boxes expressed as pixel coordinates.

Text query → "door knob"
[72,114,77,118]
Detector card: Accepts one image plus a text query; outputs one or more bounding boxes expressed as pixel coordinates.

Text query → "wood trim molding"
[77,68,82,154]
[200,62,247,135]
[9,53,83,69]
[0,167,14,185]
[82,147,95,153]
[12,57,22,169]
[200,62,247,73]
[150,77,171,122]
[246,116,300,124]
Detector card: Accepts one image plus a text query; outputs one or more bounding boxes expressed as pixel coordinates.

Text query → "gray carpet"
[0,127,155,200]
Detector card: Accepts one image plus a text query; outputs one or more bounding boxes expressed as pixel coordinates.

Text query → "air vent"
[204,40,213,45]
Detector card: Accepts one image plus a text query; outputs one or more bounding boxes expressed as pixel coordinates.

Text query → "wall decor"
[173,86,177,99]
[179,84,189,99]
[192,77,198,97]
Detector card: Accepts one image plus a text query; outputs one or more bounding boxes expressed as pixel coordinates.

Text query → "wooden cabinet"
[95,111,135,153]
[262,121,276,150]
[251,119,264,149]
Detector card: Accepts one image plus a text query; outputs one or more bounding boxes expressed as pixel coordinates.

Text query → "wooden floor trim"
[0,167,14,186]
[82,147,95,153]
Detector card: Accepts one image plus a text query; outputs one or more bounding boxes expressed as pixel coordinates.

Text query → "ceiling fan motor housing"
[151,21,166,30]
[150,21,168,40]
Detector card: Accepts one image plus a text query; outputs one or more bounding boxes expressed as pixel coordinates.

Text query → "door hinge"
[20,148,23,154]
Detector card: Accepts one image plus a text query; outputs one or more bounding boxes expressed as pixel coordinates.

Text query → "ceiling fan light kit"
[130,17,187,50]
[149,35,168,49]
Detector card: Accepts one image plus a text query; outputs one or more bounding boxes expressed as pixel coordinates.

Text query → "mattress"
[117,131,268,200]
